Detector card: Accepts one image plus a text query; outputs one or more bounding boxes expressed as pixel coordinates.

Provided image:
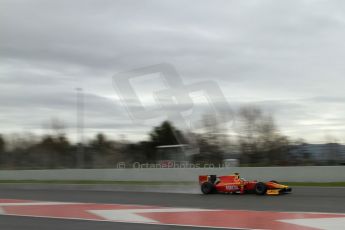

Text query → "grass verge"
[283,182,345,187]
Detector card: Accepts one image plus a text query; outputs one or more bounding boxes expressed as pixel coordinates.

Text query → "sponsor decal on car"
[225,185,239,190]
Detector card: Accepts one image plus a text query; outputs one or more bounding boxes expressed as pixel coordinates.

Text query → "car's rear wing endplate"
[199,175,209,185]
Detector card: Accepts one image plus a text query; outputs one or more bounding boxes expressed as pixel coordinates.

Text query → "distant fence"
[0,166,344,182]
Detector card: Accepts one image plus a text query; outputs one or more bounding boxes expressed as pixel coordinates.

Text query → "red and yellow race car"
[199,173,292,195]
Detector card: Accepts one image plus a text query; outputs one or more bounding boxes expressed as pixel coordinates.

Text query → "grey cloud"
[1,0,345,142]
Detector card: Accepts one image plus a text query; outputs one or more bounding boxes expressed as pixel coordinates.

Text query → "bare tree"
[48,117,66,137]
[236,106,289,165]
[236,106,262,164]
[201,112,233,146]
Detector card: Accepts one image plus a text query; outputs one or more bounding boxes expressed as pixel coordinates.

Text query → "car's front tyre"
[255,182,267,195]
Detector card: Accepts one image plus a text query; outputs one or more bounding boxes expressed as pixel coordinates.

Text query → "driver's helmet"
[233,172,240,179]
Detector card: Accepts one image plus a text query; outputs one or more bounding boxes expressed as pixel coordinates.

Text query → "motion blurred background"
[1,0,345,170]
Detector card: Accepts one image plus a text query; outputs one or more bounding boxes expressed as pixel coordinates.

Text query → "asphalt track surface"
[0,186,344,230]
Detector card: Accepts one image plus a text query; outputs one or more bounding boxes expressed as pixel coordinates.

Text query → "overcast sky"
[1,0,345,143]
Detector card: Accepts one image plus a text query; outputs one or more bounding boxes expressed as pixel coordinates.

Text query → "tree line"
[0,106,343,169]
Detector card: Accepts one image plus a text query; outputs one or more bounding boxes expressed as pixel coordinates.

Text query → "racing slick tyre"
[201,182,215,194]
[255,182,267,195]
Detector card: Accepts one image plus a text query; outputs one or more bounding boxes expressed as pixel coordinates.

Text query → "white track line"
[278,217,345,230]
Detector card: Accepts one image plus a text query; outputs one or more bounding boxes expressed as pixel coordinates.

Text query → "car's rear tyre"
[255,182,267,195]
[201,182,215,194]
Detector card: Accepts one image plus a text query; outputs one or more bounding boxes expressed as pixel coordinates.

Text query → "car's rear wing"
[199,175,209,185]
[199,175,217,184]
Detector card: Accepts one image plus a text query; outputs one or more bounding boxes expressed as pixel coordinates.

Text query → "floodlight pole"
[76,87,85,168]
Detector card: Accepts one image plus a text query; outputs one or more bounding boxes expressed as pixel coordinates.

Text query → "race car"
[199,173,292,195]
